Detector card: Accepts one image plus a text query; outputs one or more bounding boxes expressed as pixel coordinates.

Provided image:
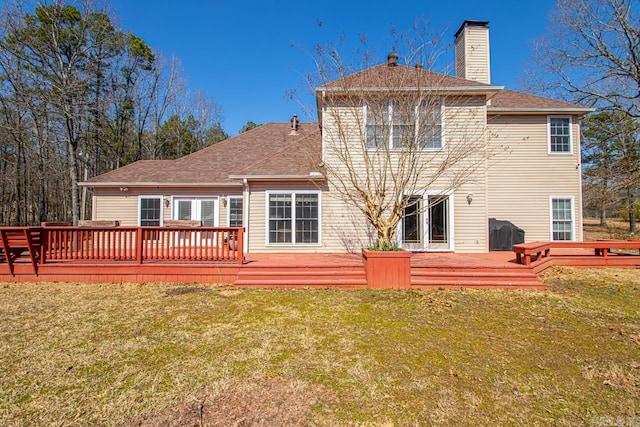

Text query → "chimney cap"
[387,52,399,66]
[454,20,489,39]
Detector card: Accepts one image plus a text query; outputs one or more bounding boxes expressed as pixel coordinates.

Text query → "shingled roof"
[82,122,323,187]
[488,89,592,113]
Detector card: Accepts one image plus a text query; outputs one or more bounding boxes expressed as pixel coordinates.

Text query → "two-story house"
[82,20,592,254]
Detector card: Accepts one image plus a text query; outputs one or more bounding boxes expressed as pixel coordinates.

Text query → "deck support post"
[237,228,245,265]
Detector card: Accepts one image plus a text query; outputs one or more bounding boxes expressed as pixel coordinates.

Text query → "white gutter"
[79,181,243,187]
[487,107,594,114]
[227,174,325,181]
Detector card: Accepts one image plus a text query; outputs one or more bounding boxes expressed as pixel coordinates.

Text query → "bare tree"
[527,0,639,117]
[309,24,494,250]
[0,1,125,224]
[527,0,639,232]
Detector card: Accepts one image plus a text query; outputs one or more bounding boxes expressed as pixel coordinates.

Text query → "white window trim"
[549,196,575,241]
[170,196,219,226]
[227,196,243,227]
[265,190,322,246]
[363,99,445,152]
[138,195,163,226]
[397,190,455,252]
[547,115,573,155]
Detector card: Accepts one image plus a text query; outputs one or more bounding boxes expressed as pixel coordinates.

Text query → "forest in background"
[0,1,228,225]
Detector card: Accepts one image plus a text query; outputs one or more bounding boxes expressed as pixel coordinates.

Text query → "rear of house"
[82,20,591,254]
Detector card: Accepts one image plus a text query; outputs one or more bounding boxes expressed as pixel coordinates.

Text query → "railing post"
[136,228,143,265]
[237,227,244,265]
[39,228,47,265]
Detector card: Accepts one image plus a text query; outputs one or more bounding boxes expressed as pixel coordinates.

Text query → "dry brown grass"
[583,217,637,241]
[1,272,639,426]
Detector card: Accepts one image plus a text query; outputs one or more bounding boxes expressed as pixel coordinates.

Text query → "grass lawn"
[1,267,639,426]
[583,217,637,241]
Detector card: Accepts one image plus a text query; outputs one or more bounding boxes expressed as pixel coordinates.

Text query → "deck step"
[411,280,546,289]
[235,265,366,287]
[411,270,537,279]
[234,278,367,287]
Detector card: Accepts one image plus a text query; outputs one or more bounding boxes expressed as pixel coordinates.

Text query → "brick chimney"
[454,20,491,84]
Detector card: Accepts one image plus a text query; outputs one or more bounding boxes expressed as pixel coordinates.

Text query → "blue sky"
[109,0,557,135]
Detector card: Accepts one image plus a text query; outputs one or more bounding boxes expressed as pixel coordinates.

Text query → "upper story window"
[365,100,443,150]
[365,101,389,149]
[548,116,572,154]
[418,101,443,150]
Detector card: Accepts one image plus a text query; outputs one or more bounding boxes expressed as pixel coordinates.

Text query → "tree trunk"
[629,197,637,233]
[599,208,607,227]
[66,112,80,226]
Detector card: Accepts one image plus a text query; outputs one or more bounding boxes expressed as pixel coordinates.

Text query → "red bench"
[513,242,552,265]
[550,240,640,257]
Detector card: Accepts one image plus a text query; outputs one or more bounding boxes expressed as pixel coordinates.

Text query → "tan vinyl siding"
[455,25,490,84]
[92,186,241,227]
[445,96,489,252]
[454,32,466,81]
[246,182,356,253]
[320,95,491,253]
[487,115,583,242]
[94,194,139,225]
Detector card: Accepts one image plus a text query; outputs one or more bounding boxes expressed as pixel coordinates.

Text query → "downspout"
[575,117,584,241]
[243,178,250,253]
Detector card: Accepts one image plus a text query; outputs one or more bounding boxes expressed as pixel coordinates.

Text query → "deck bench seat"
[550,240,640,257]
[513,242,551,265]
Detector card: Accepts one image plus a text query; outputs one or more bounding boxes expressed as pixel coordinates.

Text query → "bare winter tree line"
[0,0,226,226]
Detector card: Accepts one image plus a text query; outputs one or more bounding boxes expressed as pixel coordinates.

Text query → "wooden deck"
[1,225,638,288]
[2,247,638,289]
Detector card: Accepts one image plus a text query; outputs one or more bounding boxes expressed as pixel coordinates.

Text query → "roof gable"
[318,63,500,91]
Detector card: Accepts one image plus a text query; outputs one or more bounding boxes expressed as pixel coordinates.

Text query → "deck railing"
[39,226,244,265]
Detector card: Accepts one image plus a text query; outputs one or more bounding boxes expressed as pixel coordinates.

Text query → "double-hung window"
[418,100,443,149]
[391,101,415,149]
[365,100,442,150]
[139,196,162,226]
[548,116,572,153]
[268,192,319,245]
[365,102,389,149]
[228,196,243,227]
[551,197,574,241]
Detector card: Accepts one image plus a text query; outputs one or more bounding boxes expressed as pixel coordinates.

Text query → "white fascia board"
[79,181,243,187]
[227,174,326,181]
[488,107,594,115]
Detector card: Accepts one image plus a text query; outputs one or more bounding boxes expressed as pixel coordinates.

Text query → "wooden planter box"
[362,248,411,289]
